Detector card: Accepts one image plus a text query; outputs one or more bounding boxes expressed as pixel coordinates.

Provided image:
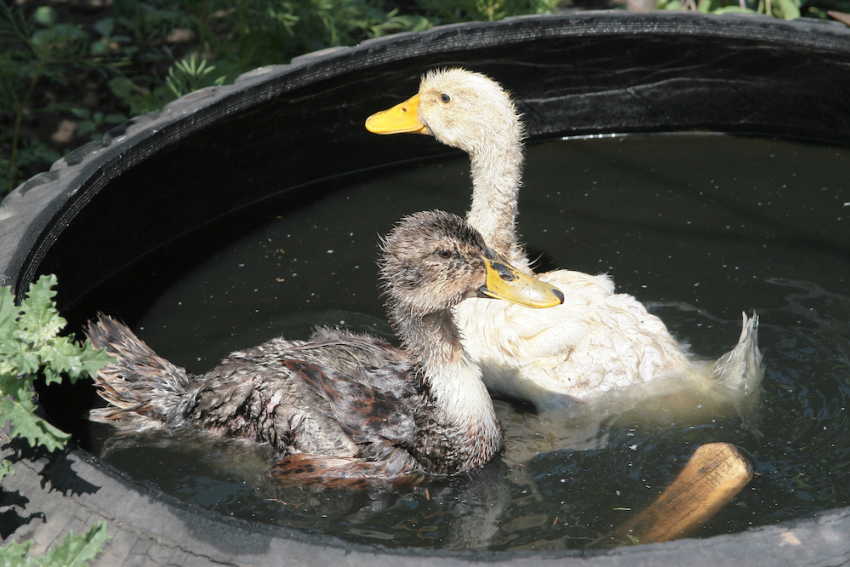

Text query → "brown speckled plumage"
[87,211,561,488]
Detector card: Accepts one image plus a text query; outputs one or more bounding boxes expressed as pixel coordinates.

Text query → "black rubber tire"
[3,11,850,566]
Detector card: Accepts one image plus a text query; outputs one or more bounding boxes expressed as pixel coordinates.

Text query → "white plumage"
[367,68,763,413]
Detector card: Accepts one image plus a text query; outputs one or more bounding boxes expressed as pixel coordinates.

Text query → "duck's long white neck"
[462,115,530,273]
[393,307,501,469]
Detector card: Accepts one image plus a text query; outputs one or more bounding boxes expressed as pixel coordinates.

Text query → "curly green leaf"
[0,396,71,451]
[41,521,110,567]
[0,539,33,566]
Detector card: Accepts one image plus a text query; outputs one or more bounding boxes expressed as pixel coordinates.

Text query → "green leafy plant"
[655,0,801,19]
[0,274,114,476]
[201,0,432,71]
[115,0,192,49]
[70,107,128,140]
[165,54,226,98]
[106,75,173,118]
[0,522,109,567]
[0,135,61,186]
[0,3,118,195]
[415,0,558,23]
[90,17,134,57]
[0,274,112,564]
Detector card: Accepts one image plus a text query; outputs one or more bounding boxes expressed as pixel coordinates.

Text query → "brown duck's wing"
[190,364,281,439]
[177,332,413,456]
[286,329,409,367]
[217,328,404,372]
[268,452,423,490]
[192,360,363,458]
[283,359,420,454]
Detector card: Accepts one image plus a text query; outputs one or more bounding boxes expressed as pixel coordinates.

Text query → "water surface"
[72,134,850,550]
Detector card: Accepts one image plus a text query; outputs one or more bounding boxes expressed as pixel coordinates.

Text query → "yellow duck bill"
[480,254,564,309]
[365,94,429,135]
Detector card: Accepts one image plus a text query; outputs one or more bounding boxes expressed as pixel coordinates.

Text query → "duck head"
[380,210,562,319]
[365,68,524,156]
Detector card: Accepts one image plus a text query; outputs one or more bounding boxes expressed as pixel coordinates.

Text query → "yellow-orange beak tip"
[365,94,428,135]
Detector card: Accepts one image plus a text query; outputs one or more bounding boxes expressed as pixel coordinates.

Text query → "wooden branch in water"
[829,11,850,27]
[610,442,753,545]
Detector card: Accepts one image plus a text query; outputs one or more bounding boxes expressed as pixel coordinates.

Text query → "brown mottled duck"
[366,69,763,414]
[85,210,564,488]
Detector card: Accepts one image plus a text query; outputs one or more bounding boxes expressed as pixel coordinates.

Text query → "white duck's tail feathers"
[85,314,196,432]
[711,312,764,394]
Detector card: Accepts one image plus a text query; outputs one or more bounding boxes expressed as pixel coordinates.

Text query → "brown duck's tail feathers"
[712,312,764,395]
[85,314,196,432]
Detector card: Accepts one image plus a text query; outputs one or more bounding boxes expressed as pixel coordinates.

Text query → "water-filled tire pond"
[3,10,850,566]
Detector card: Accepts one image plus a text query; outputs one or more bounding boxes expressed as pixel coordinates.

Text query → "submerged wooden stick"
[610,442,753,545]
[829,10,850,27]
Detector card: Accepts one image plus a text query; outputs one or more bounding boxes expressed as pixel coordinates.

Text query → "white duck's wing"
[457,270,694,410]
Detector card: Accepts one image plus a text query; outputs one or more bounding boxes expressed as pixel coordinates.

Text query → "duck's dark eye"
[437,249,453,259]
[439,93,451,103]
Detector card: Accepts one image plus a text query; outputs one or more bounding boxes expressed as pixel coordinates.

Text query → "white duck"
[366,68,763,413]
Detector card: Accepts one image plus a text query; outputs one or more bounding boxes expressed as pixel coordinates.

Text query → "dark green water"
[72,134,850,550]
